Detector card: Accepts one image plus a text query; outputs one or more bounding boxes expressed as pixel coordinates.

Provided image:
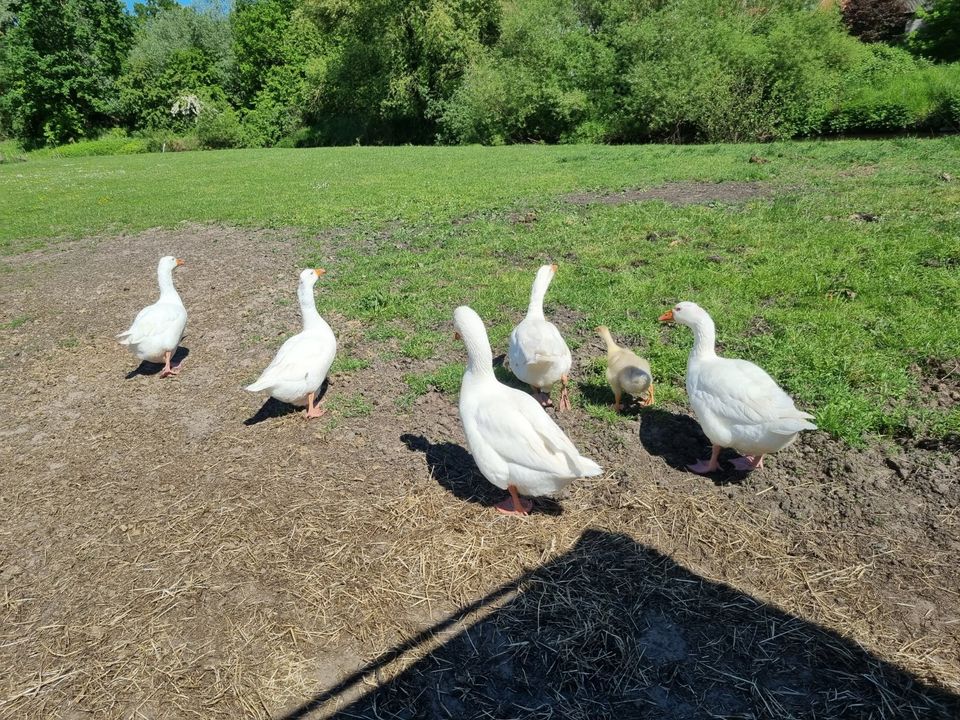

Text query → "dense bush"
[298,0,501,144]
[830,52,960,131]
[29,128,150,158]
[442,0,894,144]
[440,0,615,144]
[195,103,247,148]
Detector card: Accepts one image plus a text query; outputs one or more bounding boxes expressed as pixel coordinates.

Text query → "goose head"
[158,256,185,273]
[453,305,485,341]
[534,263,558,288]
[659,301,709,329]
[300,267,326,286]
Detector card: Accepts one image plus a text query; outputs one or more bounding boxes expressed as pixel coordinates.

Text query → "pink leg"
[611,390,622,413]
[688,444,721,474]
[495,485,533,516]
[303,391,326,419]
[729,454,764,471]
[557,375,571,412]
[159,350,182,379]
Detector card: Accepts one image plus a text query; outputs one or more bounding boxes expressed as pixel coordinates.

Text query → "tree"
[133,0,179,22]
[908,0,960,61]
[300,0,501,144]
[841,0,911,44]
[0,0,132,146]
[231,0,296,107]
[116,3,234,130]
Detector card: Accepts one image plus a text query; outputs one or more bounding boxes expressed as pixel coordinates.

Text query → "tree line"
[0,0,958,150]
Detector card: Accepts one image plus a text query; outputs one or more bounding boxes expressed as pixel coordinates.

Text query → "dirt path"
[0,227,957,719]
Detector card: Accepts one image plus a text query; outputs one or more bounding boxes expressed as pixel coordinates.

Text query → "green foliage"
[300,0,500,144]
[132,0,179,22]
[116,3,233,131]
[908,0,960,62]
[2,0,960,149]
[0,0,132,147]
[440,0,615,144]
[30,128,150,158]
[829,46,960,131]
[440,0,927,144]
[237,6,325,146]
[232,0,295,107]
[195,103,247,148]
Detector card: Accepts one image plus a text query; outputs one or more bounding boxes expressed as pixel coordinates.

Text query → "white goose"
[507,264,573,410]
[246,268,337,418]
[660,301,816,473]
[455,305,601,515]
[117,255,188,378]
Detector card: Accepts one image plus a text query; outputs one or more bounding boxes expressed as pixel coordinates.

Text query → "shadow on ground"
[638,406,752,484]
[124,346,190,379]
[278,529,960,720]
[576,379,651,416]
[244,379,331,426]
[400,433,563,516]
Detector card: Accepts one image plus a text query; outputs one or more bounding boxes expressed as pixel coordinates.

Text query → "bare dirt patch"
[564,181,772,207]
[911,357,960,412]
[0,226,958,719]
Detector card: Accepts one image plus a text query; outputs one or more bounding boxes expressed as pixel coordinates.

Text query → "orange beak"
[175,258,185,266]
[314,268,326,277]
[659,310,674,322]
[550,263,558,273]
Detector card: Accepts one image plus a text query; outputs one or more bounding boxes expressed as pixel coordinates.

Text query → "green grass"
[0,315,29,330]
[330,355,371,374]
[2,138,958,443]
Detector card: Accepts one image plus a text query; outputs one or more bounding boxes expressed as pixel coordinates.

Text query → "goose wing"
[694,358,815,433]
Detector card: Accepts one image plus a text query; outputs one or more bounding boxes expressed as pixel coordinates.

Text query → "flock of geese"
[119,256,817,516]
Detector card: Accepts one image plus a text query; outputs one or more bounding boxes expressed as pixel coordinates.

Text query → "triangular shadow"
[124,346,190,379]
[277,529,960,719]
[400,433,563,516]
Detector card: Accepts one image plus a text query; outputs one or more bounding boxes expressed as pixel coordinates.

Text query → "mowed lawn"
[2,139,958,444]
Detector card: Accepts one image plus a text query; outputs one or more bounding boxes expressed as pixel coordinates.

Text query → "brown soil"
[1,226,958,719]
[564,181,772,207]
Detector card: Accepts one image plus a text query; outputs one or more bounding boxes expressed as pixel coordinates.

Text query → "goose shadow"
[400,433,563,516]
[244,379,330,426]
[638,406,751,485]
[124,346,190,379]
[277,528,960,720]
[576,378,648,417]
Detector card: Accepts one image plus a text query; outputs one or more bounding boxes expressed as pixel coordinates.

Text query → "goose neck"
[526,277,551,319]
[599,329,618,354]
[158,267,181,302]
[689,317,717,360]
[298,282,323,330]
[462,331,496,381]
